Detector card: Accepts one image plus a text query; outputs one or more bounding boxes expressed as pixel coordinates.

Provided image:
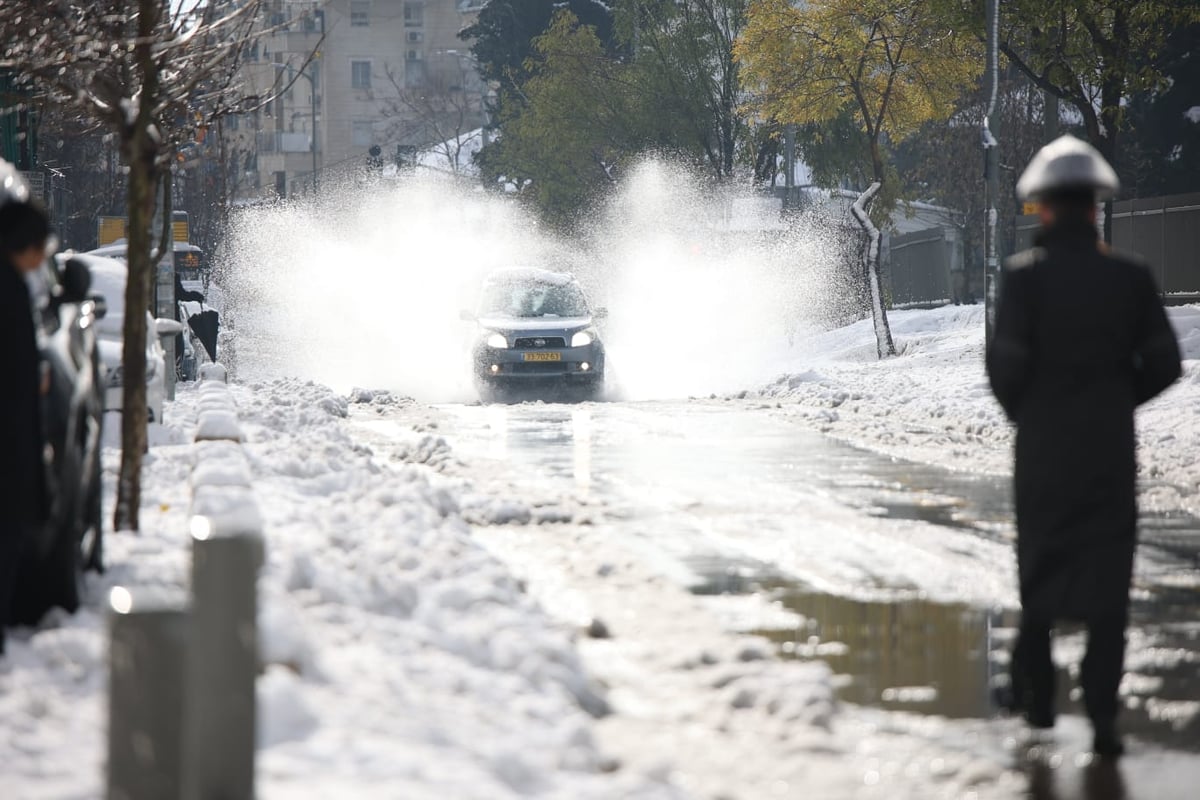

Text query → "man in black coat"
[0,177,52,655]
[987,135,1182,757]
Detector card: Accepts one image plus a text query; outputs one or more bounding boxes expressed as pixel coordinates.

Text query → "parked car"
[59,252,184,424]
[85,241,219,381]
[11,254,106,623]
[462,268,607,402]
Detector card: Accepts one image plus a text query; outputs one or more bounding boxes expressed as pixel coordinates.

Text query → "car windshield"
[480,280,589,318]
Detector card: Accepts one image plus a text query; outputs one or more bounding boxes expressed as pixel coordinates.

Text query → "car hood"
[477,315,593,333]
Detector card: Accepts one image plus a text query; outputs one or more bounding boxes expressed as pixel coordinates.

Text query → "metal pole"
[983,0,1001,347]
[153,173,177,400]
[309,65,318,192]
[107,587,189,800]
[783,124,796,210]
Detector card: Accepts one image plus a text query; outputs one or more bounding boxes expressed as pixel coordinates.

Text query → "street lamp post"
[982,0,1001,347]
[274,61,319,192]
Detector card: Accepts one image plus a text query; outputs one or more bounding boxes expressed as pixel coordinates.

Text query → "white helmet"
[1016,134,1119,202]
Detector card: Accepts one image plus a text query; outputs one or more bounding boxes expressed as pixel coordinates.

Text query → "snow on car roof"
[58,251,128,336]
[483,266,575,286]
[85,240,201,261]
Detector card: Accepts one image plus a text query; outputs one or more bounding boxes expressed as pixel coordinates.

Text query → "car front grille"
[514,337,566,349]
[510,362,568,374]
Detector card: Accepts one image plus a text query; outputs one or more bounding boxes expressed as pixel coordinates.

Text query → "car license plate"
[523,352,561,362]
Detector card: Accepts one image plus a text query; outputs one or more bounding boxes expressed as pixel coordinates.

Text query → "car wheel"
[567,378,604,403]
[82,445,104,574]
[48,496,85,615]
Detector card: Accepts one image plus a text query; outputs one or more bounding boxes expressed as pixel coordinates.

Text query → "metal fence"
[886,225,965,306]
[1112,193,1200,298]
[1015,193,1200,302]
[1014,213,1040,254]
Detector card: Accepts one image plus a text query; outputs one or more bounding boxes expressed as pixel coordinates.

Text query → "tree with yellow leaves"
[737,0,980,357]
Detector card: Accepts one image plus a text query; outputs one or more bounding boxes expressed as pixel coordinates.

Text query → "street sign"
[98,216,127,245]
[20,170,45,202]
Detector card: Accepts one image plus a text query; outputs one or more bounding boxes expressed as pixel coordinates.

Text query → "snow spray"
[217,159,847,402]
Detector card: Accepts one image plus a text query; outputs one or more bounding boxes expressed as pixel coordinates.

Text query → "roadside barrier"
[106,366,263,800]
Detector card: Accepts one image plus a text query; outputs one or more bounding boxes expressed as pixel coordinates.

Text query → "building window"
[405,55,426,88]
[351,1,370,26]
[352,120,374,147]
[403,2,424,27]
[302,9,325,33]
[407,31,423,43]
[351,60,371,89]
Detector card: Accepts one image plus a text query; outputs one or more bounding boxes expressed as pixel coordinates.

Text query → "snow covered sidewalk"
[756,304,1200,517]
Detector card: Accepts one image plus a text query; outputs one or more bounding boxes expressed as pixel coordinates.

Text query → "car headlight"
[486,332,508,349]
[571,330,595,347]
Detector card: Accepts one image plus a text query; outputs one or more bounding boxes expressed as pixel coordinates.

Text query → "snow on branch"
[0,0,275,158]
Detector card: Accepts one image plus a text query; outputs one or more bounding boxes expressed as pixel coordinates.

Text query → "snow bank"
[758,304,1200,516]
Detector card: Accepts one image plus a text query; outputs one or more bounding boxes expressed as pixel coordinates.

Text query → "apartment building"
[232,0,483,200]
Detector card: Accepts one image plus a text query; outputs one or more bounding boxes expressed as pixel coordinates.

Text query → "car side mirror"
[88,291,108,320]
[593,307,609,319]
[154,317,186,337]
[60,258,92,303]
[459,309,477,322]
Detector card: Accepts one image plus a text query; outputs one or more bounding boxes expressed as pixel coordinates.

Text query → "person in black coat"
[0,181,52,655]
[987,135,1182,758]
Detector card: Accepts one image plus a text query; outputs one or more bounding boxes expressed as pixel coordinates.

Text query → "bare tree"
[0,0,270,531]
[381,64,483,174]
[28,106,124,250]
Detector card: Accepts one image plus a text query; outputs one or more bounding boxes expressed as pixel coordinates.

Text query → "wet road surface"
[371,399,1200,796]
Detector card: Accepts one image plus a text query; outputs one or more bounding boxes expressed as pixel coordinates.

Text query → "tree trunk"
[114,0,166,532]
[1098,97,1122,245]
[113,136,159,531]
[754,133,779,186]
[851,182,896,358]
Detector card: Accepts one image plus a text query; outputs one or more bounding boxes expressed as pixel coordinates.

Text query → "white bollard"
[180,502,264,800]
[106,587,189,800]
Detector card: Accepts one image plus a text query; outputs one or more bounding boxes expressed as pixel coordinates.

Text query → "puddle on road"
[684,559,1200,752]
[763,589,1003,719]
